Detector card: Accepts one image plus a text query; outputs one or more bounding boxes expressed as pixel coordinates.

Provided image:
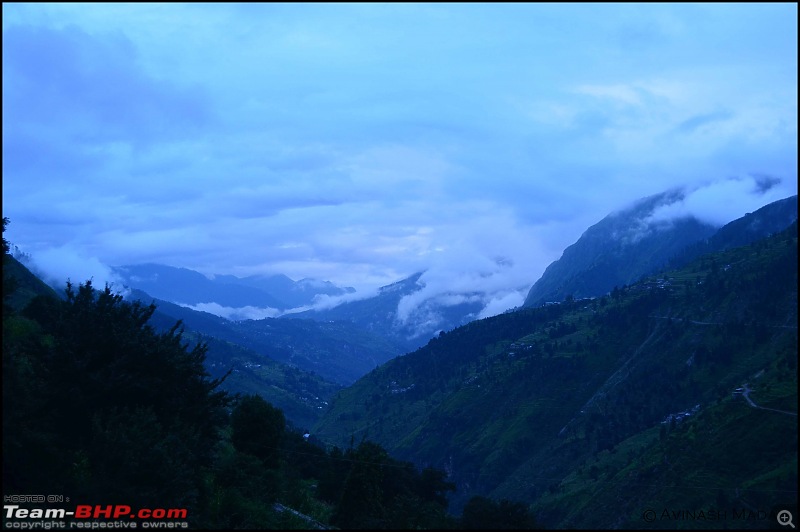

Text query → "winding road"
[738,383,797,417]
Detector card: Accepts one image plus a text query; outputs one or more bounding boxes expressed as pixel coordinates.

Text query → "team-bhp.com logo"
[5,504,189,528]
[5,505,187,519]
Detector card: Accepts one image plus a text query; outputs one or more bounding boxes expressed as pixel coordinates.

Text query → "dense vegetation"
[315,221,798,527]
[138,293,342,430]
[2,218,537,529]
[4,212,795,529]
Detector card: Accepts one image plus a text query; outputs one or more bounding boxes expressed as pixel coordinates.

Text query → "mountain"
[113,263,354,312]
[524,192,798,309]
[523,189,718,308]
[116,264,481,353]
[287,272,486,352]
[212,272,355,309]
[149,315,341,430]
[128,289,404,386]
[313,220,798,525]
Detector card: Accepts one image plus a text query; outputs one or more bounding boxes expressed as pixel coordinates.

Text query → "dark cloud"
[752,174,782,194]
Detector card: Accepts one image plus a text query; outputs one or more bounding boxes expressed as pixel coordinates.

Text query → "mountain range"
[111,263,487,353]
[5,189,797,526]
[112,263,355,314]
[312,216,798,526]
[110,192,798,359]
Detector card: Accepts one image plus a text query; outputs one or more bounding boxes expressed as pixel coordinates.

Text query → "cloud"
[573,84,645,107]
[675,110,735,134]
[2,3,796,329]
[647,174,793,227]
[279,287,382,315]
[26,246,128,295]
[478,290,527,319]
[2,24,212,146]
[179,302,280,321]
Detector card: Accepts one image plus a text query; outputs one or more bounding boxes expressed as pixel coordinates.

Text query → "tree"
[3,278,231,517]
[333,441,388,528]
[230,394,286,469]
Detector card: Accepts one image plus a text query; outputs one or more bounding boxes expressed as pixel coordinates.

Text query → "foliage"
[2,224,459,529]
[4,281,231,517]
[314,221,798,524]
[231,394,285,469]
[4,215,796,529]
[461,496,539,529]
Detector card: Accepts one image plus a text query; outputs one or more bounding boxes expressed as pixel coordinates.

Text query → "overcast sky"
[3,3,797,317]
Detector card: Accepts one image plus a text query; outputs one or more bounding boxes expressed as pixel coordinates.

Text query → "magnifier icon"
[778,510,795,528]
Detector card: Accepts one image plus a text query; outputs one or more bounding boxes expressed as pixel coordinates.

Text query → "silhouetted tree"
[231,394,285,469]
[4,278,231,516]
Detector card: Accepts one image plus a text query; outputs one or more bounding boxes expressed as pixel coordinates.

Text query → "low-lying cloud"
[24,245,128,295]
[647,174,791,227]
[180,302,280,321]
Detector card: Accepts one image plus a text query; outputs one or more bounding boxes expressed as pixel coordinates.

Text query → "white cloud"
[647,175,793,227]
[179,302,280,321]
[27,246,128,295]
[478,290,527,319]
[573,84,644,107]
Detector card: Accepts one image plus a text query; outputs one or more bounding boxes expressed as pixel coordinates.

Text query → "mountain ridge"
[524,192,797,308]
[313,219,798,524]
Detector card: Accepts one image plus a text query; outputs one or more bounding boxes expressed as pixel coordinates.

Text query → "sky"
[3,3,797,318]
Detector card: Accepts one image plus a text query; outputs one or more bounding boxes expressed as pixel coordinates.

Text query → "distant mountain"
[3,258,341,429]
[115,265,499,354]
[128,288,404,386]
[314,221,798,525]
[113,263,354,311]
[287,272,486,352]
[523,189,717,307]
[213,272,355,309]
[523,191,798,308]
[114,263,285,309]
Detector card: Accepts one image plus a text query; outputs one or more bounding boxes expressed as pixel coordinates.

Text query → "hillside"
[313,221,798,526]
[130,289,404,386]
[523,189,717,307]
[667,194,798,269]
[3,254,61,310]
[134,289,341,426]
[2,266,341,430]
[523,192,797,309]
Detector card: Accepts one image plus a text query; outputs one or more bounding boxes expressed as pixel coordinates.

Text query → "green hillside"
[314,222,798,526]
